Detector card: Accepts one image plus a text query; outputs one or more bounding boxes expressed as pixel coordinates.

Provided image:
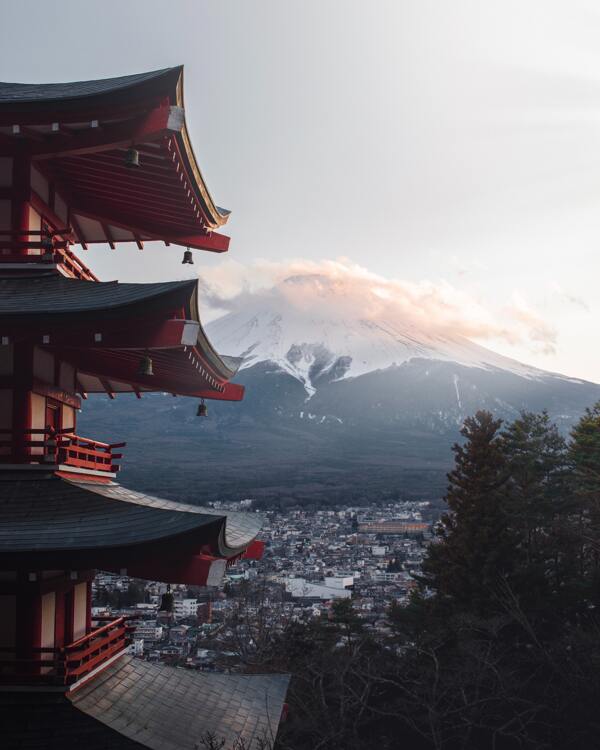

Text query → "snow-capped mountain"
[202,271,600,440]
[206,274,574,395]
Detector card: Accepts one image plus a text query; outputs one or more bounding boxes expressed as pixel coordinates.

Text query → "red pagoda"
[0,67,288,749]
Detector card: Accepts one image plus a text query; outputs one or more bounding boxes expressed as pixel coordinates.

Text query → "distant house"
[285,578,352,601]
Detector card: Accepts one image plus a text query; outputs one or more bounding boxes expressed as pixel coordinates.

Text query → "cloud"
[198,257,556,354]
[548,281,590,312]
[505,293,557,355]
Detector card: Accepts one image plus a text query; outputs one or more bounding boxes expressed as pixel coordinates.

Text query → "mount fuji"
[207,274,545,395]
[80,274,600,506]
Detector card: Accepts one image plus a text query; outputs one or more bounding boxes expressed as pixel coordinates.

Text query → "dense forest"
[234,404,600,749]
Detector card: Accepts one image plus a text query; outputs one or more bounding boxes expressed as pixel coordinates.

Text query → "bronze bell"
[182,249,194,265]
[124,147,140,168]
[137,353,154,377]
[197,398,208,417]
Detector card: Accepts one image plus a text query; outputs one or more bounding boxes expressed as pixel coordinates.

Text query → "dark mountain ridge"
[79,356,600,508]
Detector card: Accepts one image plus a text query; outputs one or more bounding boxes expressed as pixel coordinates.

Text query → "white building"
[285,578,352,601]
[173,598,198,619]
[134,622,163,643]
[370,546,388,556]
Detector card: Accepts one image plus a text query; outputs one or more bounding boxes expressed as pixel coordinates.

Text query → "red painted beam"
[4,320,200,350]
[60,156,181,187]
[69,190,200,224]
[30,105,184,160]
[59,152,177,177]
[56,171,188,206]
[61,177,192,212]
[72,202,230,252]
[55,352,228,398]
[29,190,75,241]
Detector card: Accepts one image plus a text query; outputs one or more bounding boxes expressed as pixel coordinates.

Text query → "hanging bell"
[181,249,194,265]
[137,353,154,377]
[124,147,140,168]
[197,398,208,417]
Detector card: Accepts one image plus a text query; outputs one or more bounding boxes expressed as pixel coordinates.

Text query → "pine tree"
[500,411,575,618]
[569,401,600,605]
[420,410,512,617]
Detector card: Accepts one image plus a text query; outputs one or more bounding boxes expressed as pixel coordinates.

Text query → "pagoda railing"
[0,228,98,280]
[0,428,125,473]
[0,616,135,686]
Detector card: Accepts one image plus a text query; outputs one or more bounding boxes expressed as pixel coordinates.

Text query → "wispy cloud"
[198,257,557,355]
[548,281,590,312]
[505,293,557,355]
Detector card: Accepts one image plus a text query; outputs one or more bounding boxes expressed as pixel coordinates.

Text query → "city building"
[285,577,353,601]
[358,520,429,535]
[133,621,164,645]
[173,597,199,619]
[0,66,288,749]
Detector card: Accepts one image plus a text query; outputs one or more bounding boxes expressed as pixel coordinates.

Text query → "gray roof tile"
[0,275,196,316]
[70,656,290,750]
[0,476,261,554]
[0,68,178,104]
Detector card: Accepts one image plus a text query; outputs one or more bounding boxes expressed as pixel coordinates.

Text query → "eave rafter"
[64,346,242,401]
[72,201,230,252]
[36,140,230,252]
[25,103,184,161]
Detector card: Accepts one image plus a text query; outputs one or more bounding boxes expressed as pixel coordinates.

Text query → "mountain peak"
[205,278,546,393]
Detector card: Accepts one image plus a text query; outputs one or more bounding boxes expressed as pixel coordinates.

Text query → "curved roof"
[0,274,243,395]
[0,476,260,557]
[0,66,229,239]
[89,480,262,554]
[0,275,197,315]
[70,656,290,750]
[0,68,178,104]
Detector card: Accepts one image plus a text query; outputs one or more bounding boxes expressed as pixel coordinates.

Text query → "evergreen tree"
[570,401,600,605]
[500,411,576,619]
[420,411,512,616]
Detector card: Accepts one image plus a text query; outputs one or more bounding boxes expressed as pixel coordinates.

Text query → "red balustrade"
[0,428,125,473]
[0,617,134,686]
[0,227,98,280]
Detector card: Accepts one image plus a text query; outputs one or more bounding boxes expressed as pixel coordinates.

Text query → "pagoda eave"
[0,475,262,584]
[0,274,244,400]
[0,67,230,250]
[71,350,241,399]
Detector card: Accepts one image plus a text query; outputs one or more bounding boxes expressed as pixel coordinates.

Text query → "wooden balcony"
[0,428,125,474]
[0,227,98,280]
[0,617,134,686]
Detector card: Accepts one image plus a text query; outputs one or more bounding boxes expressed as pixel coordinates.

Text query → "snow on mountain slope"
[206,274,555,393]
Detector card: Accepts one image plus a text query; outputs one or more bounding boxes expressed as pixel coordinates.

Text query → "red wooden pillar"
[11,152,30,256]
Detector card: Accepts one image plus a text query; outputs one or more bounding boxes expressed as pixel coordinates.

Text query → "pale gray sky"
[1,1,599,380]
